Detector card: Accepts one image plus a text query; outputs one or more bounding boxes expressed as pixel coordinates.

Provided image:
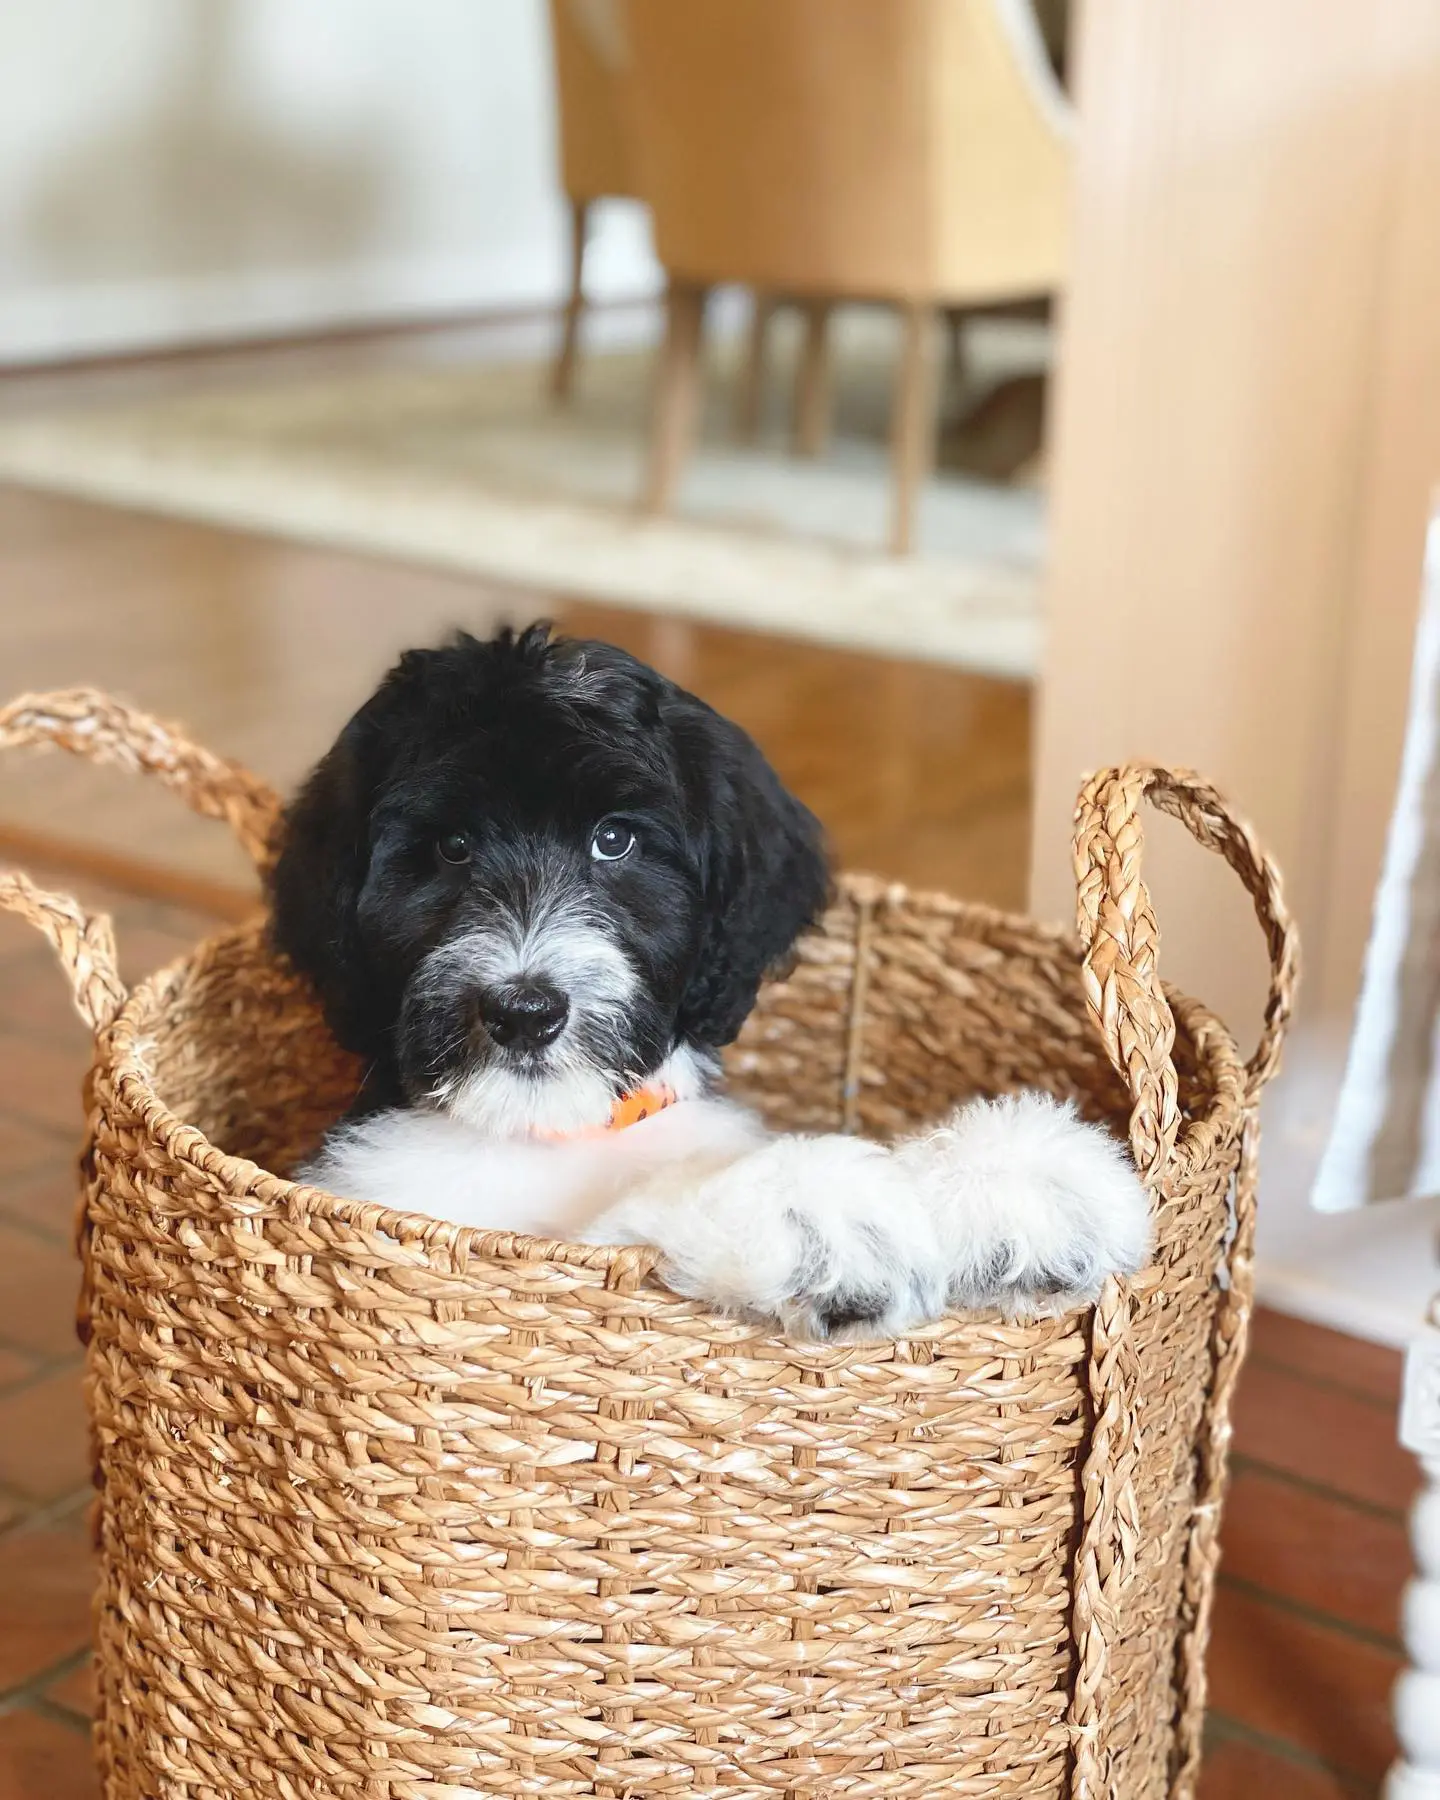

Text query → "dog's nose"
[480,983,570,1050]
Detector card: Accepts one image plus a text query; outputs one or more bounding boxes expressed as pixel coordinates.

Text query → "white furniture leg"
[1385,1325,1440,1800]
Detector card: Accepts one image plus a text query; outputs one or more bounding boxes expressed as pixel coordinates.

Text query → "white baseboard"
[0,263,650,367]
[0,198,664,366]
[1246,1023,1440,1346]
[1256,1192,1440,1348]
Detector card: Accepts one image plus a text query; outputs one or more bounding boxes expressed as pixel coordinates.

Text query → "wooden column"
[1031,0,1440,1250]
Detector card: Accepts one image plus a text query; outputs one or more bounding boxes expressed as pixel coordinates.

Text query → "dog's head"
[270,624,829,1135]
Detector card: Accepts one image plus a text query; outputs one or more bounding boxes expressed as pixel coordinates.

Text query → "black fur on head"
[269,623,829,1125]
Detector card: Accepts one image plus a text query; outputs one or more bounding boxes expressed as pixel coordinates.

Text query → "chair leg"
[945,305,970,404]
[552,198,589,403]
[793,300,833,458]
[890,302,941,555]
[644,282,707,515]
[734,293,776,442]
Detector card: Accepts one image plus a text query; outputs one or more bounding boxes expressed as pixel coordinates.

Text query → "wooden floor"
[0,483,1031,916]
[0,329,1414,1796]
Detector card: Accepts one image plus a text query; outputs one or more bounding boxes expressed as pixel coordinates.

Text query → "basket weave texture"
[0,690,1298,1800]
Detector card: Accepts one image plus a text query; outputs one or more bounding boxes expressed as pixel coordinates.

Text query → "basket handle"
[0,872,127,1034]
[0,687,283,873]
[1,688,285,1034]
[1072,764,1298,1187]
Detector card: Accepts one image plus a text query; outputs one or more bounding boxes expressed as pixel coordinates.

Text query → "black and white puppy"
[272,624,1149,1339]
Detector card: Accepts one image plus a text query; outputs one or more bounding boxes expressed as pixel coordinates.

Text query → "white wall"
[0,0,659,363]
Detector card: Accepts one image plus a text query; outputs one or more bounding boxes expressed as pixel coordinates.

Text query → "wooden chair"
[625,0,1073,552]
[547,0,638,401]
[549,0,807,437]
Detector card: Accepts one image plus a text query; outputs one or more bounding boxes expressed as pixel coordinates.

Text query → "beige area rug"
[0,316,1047,677]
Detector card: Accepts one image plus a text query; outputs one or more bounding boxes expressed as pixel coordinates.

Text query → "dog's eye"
[435,831,474,866]
[590,819,636,863]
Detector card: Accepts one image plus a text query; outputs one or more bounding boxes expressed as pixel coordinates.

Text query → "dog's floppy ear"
[670,696,830,1048]
[268,715,379,1055]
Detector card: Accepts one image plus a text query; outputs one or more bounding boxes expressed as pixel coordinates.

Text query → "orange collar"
[605,1082,678,1130]
[538,1082,677,1141]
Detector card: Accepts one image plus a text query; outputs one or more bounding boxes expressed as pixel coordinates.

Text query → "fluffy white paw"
[896,1092,1151,1316]
[770,1185,950,1343]
[584,1134,949,1342]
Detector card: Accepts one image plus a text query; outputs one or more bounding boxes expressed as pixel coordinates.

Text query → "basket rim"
[95,875,1248,1281]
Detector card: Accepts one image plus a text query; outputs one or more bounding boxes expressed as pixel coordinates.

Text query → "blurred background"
[1,3,1439,1796]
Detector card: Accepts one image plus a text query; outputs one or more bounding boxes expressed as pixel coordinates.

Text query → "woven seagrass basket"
[0,689,1298,1800]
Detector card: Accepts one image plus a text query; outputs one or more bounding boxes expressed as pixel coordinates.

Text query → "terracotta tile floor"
[0,860,1414,1799]
[0,870,213,1800]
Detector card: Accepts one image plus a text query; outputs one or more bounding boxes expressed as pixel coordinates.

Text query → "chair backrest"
[549,0,638,204]
[625,0,1071,302]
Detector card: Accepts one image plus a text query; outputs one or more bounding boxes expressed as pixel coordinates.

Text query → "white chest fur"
[304,1095,770,1240]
